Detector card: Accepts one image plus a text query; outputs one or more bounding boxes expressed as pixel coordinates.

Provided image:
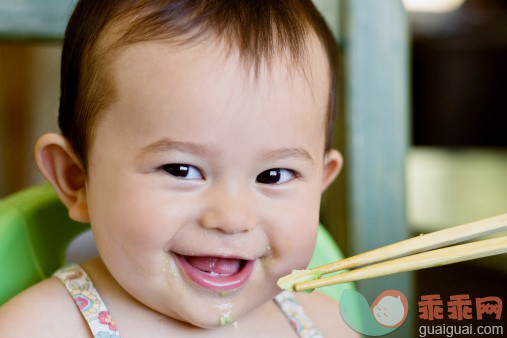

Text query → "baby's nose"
[199,188,257,234]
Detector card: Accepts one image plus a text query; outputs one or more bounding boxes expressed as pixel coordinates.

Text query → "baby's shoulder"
[0,277,90,337]
[295,291,360,338]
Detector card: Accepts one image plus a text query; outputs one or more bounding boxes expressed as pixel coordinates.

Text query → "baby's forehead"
[111,37,330,118]
[95,5,333,116]
[115,38,327,104]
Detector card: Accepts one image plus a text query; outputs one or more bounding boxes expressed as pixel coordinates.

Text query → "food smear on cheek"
[162,257,187,297]
[163,256,179,276]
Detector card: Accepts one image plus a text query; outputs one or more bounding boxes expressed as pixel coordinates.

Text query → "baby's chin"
[170,305,243,329]
[166,288,278,330]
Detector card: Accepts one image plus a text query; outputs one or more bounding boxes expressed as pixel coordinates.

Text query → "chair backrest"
[0,184,355,306]
[0,185,88,305]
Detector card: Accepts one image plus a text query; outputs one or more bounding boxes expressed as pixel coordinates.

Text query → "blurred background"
[0,0,506,335]
[402,0,507,332]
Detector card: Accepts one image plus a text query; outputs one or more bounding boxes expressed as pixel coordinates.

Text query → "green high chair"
[0,184,356,306]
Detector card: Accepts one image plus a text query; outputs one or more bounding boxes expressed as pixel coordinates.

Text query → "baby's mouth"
[174,253,255,291]
[185,256,245,276]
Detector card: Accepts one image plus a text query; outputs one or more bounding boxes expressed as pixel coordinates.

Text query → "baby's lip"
[173,253,255,292]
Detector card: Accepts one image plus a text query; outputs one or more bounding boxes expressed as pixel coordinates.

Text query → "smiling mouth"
[174,253,255,291]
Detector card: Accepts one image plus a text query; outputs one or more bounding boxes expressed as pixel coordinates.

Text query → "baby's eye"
[161,164,204,180]
[256,169,295,185]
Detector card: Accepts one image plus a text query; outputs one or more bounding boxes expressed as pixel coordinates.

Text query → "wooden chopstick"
[295,235,507,292]
[291,213,507,292]
[310,213,507,275]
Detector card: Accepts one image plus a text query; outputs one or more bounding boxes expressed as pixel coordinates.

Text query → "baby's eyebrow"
[137,138,210,157]
[137,138,313,164]
[262,147,314,165]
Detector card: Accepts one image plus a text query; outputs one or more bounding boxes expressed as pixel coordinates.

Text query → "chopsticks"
[294,213,507,292]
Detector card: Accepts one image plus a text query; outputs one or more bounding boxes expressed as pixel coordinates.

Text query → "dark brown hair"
[59,0,339,172]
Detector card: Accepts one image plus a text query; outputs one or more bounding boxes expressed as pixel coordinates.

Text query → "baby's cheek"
[291,211,320,262]
[92,207,160,268]
[274,223,318,272]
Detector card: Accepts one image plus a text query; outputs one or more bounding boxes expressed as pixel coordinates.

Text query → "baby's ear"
[34,133,89,223]
[321,149,343,192]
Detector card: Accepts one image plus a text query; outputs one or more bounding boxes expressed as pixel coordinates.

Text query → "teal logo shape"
[340,289,409,336]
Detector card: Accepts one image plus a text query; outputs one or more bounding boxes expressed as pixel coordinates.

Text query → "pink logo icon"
[370,290,409,327]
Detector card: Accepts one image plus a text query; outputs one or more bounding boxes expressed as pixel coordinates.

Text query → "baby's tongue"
[186,256,242,275]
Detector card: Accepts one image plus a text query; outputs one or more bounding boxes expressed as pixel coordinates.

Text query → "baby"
[0,0,358,336]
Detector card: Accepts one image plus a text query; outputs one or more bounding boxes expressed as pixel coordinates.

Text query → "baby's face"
[85,38,336,327]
